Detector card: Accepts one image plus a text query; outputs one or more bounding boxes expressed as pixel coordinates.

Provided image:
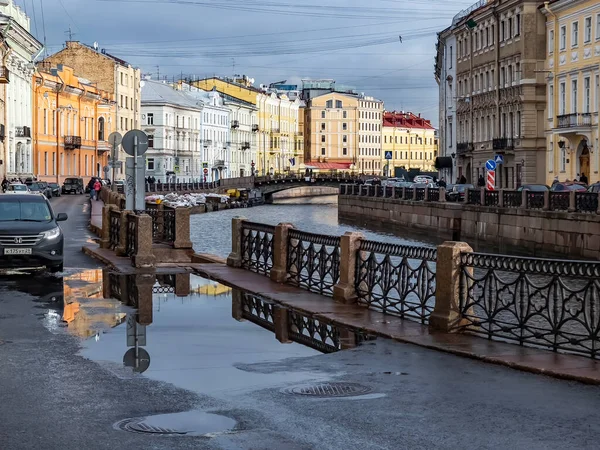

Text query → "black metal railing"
[15,126,31,138]
[287,230,341,296]
[549,192,569,211]
[64,135,82,149]
[231,120,239,129]
[427,188,440,202]
[468,189,481,205]
[526,191,545,210]
[126,214,137,257]
[457,252,600,358]
[503,190,522,207]
[415,188,425,201]
[241,222,275,276]
[575,192,598,213]
[154,208,176,244]
[456,142,472,155]
[146,181,221,192]
[385,186,394,198]
[109,210,121,250]
[492,137,514,150]
[241,293,275,332]
[355,240,437,323]
[484,190,499,206]
[557,113,592,128]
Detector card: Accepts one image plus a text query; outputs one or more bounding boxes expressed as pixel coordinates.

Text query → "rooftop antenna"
[231,58,235,76]
[156,65,160,80]
[65,26,76,41]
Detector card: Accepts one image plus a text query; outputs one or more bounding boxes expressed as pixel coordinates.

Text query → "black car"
[48,182,61,197]
[27,182,51,198]
[447,184,475,202]
[37,181,53,198]
[0,194,68,272]
[62,177,84,195]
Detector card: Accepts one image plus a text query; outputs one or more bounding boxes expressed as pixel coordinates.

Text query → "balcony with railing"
[15,126,31,138]
[242,141,250,150]
[456,142,472,156]
[231,120,239,129]
[64,135,82,150]
[557,113,592,129]
[0,66,9,84]
[252,124,259,132]
[492,137,515,151]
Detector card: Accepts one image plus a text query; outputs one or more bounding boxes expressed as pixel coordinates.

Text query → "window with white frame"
[560,26,566,50]
[559,82,566,114]
[572,21,579,47]
[515,14,521,36]
[585,17,592,43]
[147,158,155,170]
[549,30,554,53]
[572,79,578,113]
[597,14,600,40]
[596,75,600,112]
[508,17,513,39]
[548,84,554,118]
[584,77,591,113]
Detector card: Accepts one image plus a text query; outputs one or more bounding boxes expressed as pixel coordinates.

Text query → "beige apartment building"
[304,92,359,171]
[453,0,547,187]
[43,41,141,176]
[358,96,384,175]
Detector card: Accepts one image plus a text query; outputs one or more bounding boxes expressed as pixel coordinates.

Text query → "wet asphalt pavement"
[1,196,600,449]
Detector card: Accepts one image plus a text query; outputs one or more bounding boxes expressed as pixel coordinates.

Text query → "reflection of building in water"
[62,269,127,338]
[191,283,231,297]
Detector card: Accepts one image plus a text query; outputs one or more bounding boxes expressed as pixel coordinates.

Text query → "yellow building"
[33,64,116,183]
[382,111,438,176]
[304,92,358,172]
[542,0,600,184]
[192,76,301,175]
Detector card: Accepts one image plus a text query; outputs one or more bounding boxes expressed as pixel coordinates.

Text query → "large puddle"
[32,269,333,399]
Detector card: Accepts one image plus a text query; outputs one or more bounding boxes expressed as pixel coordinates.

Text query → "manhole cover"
[114,411,237,437]
[115,418,187,436]
[283,382,372,397]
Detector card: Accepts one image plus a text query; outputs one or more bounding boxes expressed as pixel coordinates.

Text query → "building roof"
[383,111,435,130]
[141,79,201,110]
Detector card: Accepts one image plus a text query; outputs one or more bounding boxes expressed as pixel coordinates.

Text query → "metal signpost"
[108,132,123,192]
[485,159,496,191]
[122,129,149,210]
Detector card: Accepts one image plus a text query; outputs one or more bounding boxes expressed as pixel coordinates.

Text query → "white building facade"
[0,1,42,179]
[225,98,258,177]
[435,25,457,183]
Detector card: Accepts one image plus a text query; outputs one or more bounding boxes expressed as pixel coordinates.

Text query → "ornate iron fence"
[427,188,440,202]
[288,310,342,353]
[526,191,544,209]
[415,188,425,201]
[375,185,384,197]
[162,208,176,243]
[241,293,275,331]
[468,189,481,205]
[287,229,341,296]
[457,252,600,358]
[385,186,393,197]
[502,190,522,207]
[484,190,499,206]
[126,214,137,257]
[109,209,121,250]
[549,192,570,211]
[575,192,598,213]
[355,240,437,323]
[241,221,275,275]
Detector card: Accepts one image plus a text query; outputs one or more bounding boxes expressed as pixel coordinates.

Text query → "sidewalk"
[79,243,600,384]
[89,197,104,234]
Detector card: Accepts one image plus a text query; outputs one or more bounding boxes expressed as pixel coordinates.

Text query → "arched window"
[98,117,105,141]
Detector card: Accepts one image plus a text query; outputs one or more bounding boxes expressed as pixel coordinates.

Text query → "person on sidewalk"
[93,179,102,201]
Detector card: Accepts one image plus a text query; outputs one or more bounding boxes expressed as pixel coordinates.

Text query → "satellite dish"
[93,42,99,51]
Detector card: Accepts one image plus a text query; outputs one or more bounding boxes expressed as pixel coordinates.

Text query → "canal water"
[190,197,442,258]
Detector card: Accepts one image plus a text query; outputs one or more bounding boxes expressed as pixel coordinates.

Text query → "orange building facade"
[33,64,116,183]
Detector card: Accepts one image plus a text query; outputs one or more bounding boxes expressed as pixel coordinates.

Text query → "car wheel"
[48,263,64,274]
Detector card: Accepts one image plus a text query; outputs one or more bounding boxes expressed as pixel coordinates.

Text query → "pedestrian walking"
[580,173,588,184]
[93,179,102,201]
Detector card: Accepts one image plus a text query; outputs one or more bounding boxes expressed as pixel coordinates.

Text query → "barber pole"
[487,170,495,190]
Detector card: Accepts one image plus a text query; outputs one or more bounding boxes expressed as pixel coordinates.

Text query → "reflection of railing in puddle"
[235,291,376,353]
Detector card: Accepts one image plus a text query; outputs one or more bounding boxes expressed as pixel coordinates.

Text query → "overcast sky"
[20,0,477,127]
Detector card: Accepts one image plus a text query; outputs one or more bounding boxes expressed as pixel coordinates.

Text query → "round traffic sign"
[103,165,109,173]
[251,161,255,167]
[122,129,149,156]
[123,348,151,373]
[203,168,209,174]
[108,131,123,147]
[485,159,497,171]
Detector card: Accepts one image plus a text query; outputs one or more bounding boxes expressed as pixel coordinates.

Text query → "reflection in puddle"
[78,270,330,399]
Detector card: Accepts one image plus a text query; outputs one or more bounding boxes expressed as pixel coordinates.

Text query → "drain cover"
[114,411,237,437]
[283,382,372,397]
[115,418,187,436]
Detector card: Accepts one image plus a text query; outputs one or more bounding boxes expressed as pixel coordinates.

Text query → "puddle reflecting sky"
[71,271,328,399]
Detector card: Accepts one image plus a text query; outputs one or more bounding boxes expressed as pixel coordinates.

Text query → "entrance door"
[580,147,590,179]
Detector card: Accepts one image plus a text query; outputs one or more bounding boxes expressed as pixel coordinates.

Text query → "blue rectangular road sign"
[385,151,393,160]
[495,154,504,164]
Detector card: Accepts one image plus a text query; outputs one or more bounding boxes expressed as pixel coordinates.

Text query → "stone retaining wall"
[338,195,600,259]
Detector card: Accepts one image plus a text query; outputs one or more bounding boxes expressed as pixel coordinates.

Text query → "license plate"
[4,248,32,255]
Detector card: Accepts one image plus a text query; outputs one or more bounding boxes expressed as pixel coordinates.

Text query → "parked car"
[4,183,29,194]
[37,181,53,198]
[414,175,434,184]
[27,182,51,198]
[447,184,475,202]
[48,182,61,197]
[0,194,68,272]
[551,182,587,192]
[62,177,84,195]
[517,184,549,192]
[587,183,600,193]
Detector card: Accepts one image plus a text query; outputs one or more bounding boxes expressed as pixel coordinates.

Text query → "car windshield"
[49,183,58,188]
[523,185,548,191]
[10,185,27,191]
[29,183,41,190]
[0,201,52,222]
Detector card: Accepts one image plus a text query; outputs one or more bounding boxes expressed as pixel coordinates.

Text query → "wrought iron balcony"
[252,124,259,132]
[231,120,239,129]
[97,140,110,153]
[64,135,82,149]
[15,126,31,138]
[0,124,5,142]
[242,141,250,150]
[492,137,514,150]
[456,142,472,155]
[557,113,592,128]
[0,66,9,84]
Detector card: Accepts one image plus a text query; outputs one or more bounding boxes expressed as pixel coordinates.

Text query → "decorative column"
[135,274,155,326]
[521,189,529,209]
[173,207,193,249]
[227,216,247,267]
[100,204,116,249]
[429,241,473,332]
[438,187,446,203]
[132,214,156,268]
[332,231,364,304]
[273,305,291,343]
[270,223,294,283]
[568,190,576,213]
[115,210,131,256]
[543,190,550,211]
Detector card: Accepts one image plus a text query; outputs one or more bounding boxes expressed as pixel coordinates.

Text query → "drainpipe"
[56,72,66,183]
[78,82,86,179]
